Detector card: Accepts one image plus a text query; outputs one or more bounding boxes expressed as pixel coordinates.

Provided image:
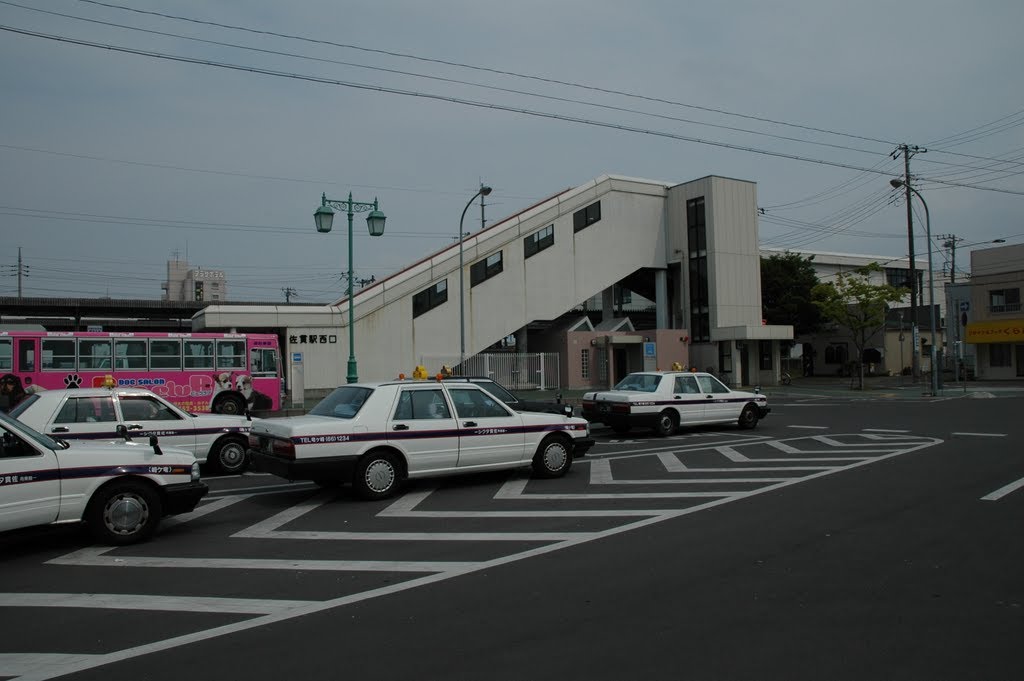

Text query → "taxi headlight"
[191,462,201,481]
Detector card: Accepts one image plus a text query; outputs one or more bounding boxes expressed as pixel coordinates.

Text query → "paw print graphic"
[64,374,82,388]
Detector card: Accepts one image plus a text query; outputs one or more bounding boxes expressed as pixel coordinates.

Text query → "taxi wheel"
[532,435,573,479]
[213,436,248,475]
[738,405,759,430]
[354,450,402,500]
[87,480,162,545]
[654,410,678,437]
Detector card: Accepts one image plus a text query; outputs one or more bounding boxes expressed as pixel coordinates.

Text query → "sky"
[1,0,1022,303]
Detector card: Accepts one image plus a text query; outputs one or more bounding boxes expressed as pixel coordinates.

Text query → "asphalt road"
[2,394,1021,681]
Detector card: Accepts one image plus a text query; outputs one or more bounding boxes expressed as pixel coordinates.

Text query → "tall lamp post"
[458,185,492,367]
[314,192,386,384]
[890,179,938,396]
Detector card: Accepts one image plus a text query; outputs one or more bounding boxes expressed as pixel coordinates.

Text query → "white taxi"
[0,410,206,544]
[247,379,595,499]
[581,371,771,436]
[10,388,255,474]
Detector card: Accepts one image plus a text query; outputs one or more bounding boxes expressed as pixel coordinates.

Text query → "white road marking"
[863,428,910,433]
[981,476,1024,501]
[787,425,829,429]
[47,547,478,573]
[0,593,316,614]
[593,458,790,484]
[656,452,834,473]
[952,432,1007,437]
[24,433,944,681]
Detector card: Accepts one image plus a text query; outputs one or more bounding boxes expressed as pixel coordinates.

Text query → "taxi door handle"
[127,423,144,430]
[463,421,477,427]
[51,426,69,433]
[392,424,409,431]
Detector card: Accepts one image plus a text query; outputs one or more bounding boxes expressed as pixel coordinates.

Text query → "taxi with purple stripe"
[10,386,255,475]
[581,370,770,437]
[248,372,595,500]
[0,410,206,545]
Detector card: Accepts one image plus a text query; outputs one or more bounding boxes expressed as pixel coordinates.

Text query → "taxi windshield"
[310,386,373,419]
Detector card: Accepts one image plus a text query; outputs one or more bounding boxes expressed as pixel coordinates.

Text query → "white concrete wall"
[194,174,782,393]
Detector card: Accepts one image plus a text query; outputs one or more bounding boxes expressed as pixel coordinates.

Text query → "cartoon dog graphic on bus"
[208,371,272,412]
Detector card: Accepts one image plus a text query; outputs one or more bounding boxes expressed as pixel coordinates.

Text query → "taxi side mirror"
[116,424,131,441]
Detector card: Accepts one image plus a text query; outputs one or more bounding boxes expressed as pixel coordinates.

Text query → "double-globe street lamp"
[458,185,492,367]
[314,192,386,383]
[890,179,938,396]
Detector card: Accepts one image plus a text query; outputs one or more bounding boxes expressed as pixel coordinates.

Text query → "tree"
[761,252,823,336]
[811,263,905,390]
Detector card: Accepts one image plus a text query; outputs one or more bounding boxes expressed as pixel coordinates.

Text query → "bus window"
[18,339,34,373]
[42,339,76,370]
[184,340,214,369]
[250,348,278,377]
[78,339,112,370]
[150,339,182,370]
[114,339,147,370]
[216,340,245,370]
[0,340,11,371]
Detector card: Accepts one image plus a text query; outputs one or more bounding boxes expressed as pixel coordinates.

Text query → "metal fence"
[419,352,561,391]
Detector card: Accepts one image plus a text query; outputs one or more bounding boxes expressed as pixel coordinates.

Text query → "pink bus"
[0,331,282,415]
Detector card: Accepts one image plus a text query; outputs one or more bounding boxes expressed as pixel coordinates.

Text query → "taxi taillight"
[609,403,631,414]
[248,434,295,459]
[271,438,296,459]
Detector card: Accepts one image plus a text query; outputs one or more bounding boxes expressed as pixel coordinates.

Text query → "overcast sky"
[2,0,1022,303]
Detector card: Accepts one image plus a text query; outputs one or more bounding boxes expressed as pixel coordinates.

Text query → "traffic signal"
[194,282,204,301]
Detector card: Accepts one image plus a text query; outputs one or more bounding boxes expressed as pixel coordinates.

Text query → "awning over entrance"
[965,319,1024,343]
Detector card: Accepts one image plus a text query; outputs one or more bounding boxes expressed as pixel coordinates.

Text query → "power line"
[72,0,900,148]
[0,24,946,180]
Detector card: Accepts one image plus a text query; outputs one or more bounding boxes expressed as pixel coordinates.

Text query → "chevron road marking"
[16,432,943,681]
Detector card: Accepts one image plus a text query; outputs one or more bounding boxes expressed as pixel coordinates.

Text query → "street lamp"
[314,191,386,384]
[890,179,938,396]
[458,185,492,367]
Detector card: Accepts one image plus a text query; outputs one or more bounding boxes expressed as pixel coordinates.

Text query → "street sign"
[959,301,970,312]
[291,352,303,363]
[643,342,656,358]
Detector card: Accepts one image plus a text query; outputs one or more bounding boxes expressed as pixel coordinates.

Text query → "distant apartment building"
[966,243,1024,379]
[162,259,228,302]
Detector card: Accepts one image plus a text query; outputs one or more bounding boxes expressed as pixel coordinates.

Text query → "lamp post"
[890,179,937,396]
[458,185,492,367]
[314,191,386,383]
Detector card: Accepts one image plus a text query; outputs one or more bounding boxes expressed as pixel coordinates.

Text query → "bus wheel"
[216,394,246,415]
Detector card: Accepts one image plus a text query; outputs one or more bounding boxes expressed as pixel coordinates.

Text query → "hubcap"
[365,459,395,493]
[221,444,244,469]
[104,494,147,535]
[544,445,567,471]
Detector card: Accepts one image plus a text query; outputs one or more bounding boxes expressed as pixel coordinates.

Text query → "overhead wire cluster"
[0,0,1021,300]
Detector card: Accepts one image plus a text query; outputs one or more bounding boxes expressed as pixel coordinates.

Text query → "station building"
[193,174,794,403]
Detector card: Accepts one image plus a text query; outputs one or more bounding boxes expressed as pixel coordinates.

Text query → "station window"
[470,252,503,287]
[413,280,448,319]
[573,201,602,233]
[524,224,554,258]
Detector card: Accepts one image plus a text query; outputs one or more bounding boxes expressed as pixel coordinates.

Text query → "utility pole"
[281,286,297,303]
[892,143,926,379]
[6,247,30,298]
[938,234,963,283]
